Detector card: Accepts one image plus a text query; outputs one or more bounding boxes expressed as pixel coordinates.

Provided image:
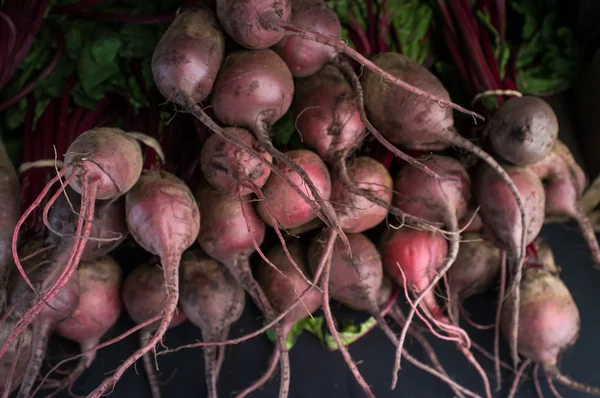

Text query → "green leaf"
[77,37,122,96]
[119,25,158,58]
[271,111,297,148]
[323,317,377,350]
[265,318,319,350]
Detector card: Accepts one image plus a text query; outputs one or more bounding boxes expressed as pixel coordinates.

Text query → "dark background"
[36,222,600,398]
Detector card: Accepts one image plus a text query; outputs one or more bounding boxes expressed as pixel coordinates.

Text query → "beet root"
[87,170,199,397]
[530,140,600,266]
[447,232,502,323]
[211,48,344,237]
[52,256,122,394]
[486,96,558,166]
[256,149,332,230]
[180,249,245,398]
[0,138,19,310]
[7,127,142,359]
[122,260,187,398]
[331,157,393,233]
[501,265,600,395]
[152,6,225,107]
[200,128,272,196]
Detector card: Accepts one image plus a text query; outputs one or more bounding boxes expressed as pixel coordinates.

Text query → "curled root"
[2,178,95,361]
[320,229,375,398]
[388,308,465,398]
[33,314,164,396]
[270,21,484,121]
[336,159,443,232]
[252,127,350,252]
[452,134,527,367]
[86,255,179,398]
[533,364,544,398]
[507,359,532,398]
[379,311,479,398]
[392,215,461,389]
[495,251,507,391]
[545,366,600,396]
[336,60,452,183]
[141,330,161,398]
[235,349,281,398]
[183,98,339,237]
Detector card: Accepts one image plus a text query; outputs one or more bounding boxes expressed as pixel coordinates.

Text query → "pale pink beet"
[180,249,245,398]
[259,242,322,340]
[500,260,600,395]
[273,0,340,77]
[330,157,392,233]
[211,49,294,134]
[46,186,128,261]
[88,170,199,397]
[5,127,143,362]
[194,182,291,398]
[256,149,331,229]
[53,256,122,393]
[476,165,545,254]
[293,65,366,163]
[152,6,225,107]
[195,183,265,273]
[447,232,501,323]
[200,128,272,196]
[122,259,187,398]
[216,0,292,49]
[379,228,448,317]
[530,140,600,266]
[12,263,80,398]
[308,233,381,314]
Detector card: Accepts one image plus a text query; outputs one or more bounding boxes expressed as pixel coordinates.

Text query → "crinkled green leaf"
[265,317,320,350]
[323,317,377,350]
[387,0,433,64]
[511,0,580,94]
[120,25,159,58]
[77,38,121,96]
